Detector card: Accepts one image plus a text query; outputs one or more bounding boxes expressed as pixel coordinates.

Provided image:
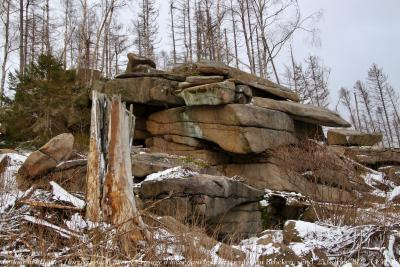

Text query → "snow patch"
[50,181,85,209]
[388,186,400,202]
[144,166,198,182]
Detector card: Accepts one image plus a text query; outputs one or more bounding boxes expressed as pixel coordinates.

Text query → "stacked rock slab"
[92,54,358,241]
[327,128,382,146]
[99,54,354,222]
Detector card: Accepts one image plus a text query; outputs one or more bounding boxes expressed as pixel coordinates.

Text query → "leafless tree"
[367,63,394,147]
[0,0,12,102]
[339,87,357,129]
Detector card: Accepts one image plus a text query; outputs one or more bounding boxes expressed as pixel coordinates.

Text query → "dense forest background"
[0,0,399,147]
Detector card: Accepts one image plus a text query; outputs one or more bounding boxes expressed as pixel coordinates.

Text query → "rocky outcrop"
[103,77,183,105]
[327,128,383,146]
[18,133,74,179]
[252,97,351,127]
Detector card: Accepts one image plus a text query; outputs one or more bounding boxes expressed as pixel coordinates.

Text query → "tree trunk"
[354,92,362,131]
[170,2,177,64]
[245,0,255,74]
[45,0,51,55]
[19,0,24,75]
[230,0,238,68]
[187,0,193,62]
[86,91,149,252]
[0,0,11,104]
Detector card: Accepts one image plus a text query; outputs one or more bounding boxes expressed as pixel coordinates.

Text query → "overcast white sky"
[157,0,400,112]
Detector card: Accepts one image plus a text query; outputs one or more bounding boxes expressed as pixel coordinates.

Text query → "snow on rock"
[361,170,396,197]
[233,231,282,266]
[144,166,198,182]
[50,181,85,209]
[388,186,400,202]
[285,220,379,259]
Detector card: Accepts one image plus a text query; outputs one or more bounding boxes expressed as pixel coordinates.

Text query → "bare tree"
[354,80,376,132]
[339,87,357,129]
[135,0,158,59]
[0,0,11,102]
[367,63,394,146]
[169,1,177,64]
[19,0,24,74]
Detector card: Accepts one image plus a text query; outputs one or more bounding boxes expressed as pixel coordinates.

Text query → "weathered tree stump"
[86,91,149,252]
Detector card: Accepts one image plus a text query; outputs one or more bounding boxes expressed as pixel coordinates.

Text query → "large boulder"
[147,121,297,154]
[252,97,351,127]
[147,104,297,154]
[148,104,295,131]
[140,172,264,220]
[327,128,383,146]
[140,171,264,239]
[103,77,183,105]
[18,133,74,179]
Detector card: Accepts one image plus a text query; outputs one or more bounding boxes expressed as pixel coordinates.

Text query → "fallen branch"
[19,199,83,211]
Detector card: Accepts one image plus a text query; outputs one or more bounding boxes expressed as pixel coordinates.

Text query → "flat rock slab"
[148,104,294,132]
[178,81,238,106]
[230,78,299,102]
[115,72,186,82]
[252,97,351,127]
[171,61,299,101]
[343,147,400,166]
[147,120,297,154]
[103,77,184,105]
[131,152,206,177]
[147,104,296,154]
[327,129,382,146]
[178,75,225,89]
[140,173,264,220]
[146,137,199,151]
[148,147,230,166]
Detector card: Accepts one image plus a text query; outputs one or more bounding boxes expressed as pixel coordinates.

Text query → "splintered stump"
[86,91,149,252]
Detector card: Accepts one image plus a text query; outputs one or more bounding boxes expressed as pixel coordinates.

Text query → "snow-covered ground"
[1,153,400,266]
